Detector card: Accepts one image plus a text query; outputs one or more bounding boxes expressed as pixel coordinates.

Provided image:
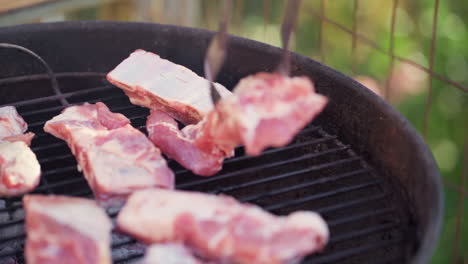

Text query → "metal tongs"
[204,0,232,106]
[276,0,302,76]
[205,0,300,106]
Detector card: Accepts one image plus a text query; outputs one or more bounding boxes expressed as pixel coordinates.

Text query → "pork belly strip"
[0,106,40,197]
[44,102,174,208]
[106,49,232,125]
[146,110,226,176]
[24,195,112,264]
[117,189,329,264]
[196,72,328,156]
[137,244,204,264]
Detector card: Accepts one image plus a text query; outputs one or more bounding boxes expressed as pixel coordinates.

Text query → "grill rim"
[0,21,442,264]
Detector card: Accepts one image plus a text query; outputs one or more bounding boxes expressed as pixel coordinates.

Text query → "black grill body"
[0,22,442,264]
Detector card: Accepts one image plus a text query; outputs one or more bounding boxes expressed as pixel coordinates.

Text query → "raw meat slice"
[0,142,41,197]
[24,195,112,264]
[0,106,35,146]
[2,133,34,146]
[0,106,28,140]
[107,49,232,125]
[137,244,202,264]
[146,73,327,176]
[117,189,329,264]
[146,110,226,176]
[44,102,174,208]
[197,73,328,156]
[0,106,40,197]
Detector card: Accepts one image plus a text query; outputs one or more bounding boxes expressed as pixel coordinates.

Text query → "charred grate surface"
[0,73,411,264]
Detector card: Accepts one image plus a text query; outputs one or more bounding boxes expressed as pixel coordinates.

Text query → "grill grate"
[0,73,410,264]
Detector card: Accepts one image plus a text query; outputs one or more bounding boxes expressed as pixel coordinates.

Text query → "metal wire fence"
[303,1,467,263]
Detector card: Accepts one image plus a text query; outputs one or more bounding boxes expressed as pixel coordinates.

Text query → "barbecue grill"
[0,21,442,264]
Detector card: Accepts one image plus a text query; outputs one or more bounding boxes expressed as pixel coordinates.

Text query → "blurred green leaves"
[271,0,468,262]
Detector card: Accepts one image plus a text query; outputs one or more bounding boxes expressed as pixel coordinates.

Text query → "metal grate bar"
[37,143,347,190]
[19,87,114,117]
[0,74,407,263]
[0,72,105,86]
[177,146,349,188]
[37,153,74,164]
[0,217,22,228]
[310,238,404,264]
[34,177,84,192]
[1,83,111,108]
[111,237,135,248]
[328,207,394,227]
[41,166,77,177]
[236,163,367,201]
[0,232,25,243]
[316,192,388,215]
[214,131,329,165]
[0,249,18,258]
[34,126,328,180]
[32,142,63,152]
[265,179,382,211]
[329,221,398,244]
[34,129,325,165]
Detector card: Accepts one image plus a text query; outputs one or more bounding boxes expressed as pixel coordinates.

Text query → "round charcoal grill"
[0,22,442,264]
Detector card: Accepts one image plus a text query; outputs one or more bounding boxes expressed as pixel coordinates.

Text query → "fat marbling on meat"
[138,244,204,264]
[107,49,232,125]
[197,72,328,156]
[24,195,112,264]
[0,106,34,145]
[146,110,227,176]
[0,106,40,197]
[117,189,329,264]
[146,72,327,176]
[44,102,174,208]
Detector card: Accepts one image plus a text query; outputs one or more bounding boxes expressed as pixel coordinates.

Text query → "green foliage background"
[202,1,468,261]
[226,1,468,263]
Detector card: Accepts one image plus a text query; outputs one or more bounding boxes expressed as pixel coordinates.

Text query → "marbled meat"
[146,110,227,176]
[117,189,329,264]
[24,195,112,264]
[197,73,328,156]
[146,72,327,176]
[0,106,34,145]
[107,49,232,125]
[44,102,174,208]
[0,106,40,197]
[138,244,203,264]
